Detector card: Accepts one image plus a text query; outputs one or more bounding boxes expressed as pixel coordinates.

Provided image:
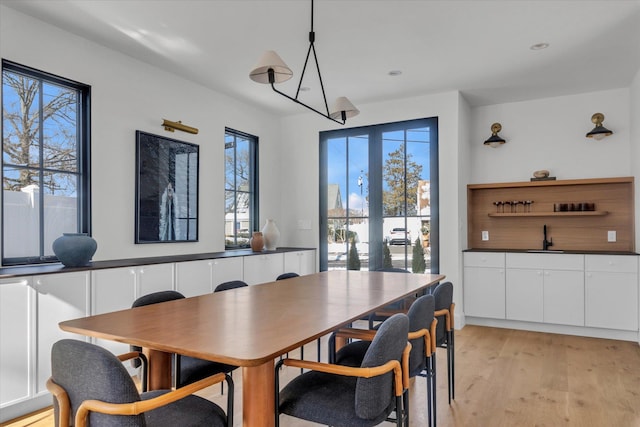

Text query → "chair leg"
[432,354,437,427]
[317,338,321,362]
[299,345,304,374]
[450,329,455,401]
[446,330,454,404]
[426,355,433,427]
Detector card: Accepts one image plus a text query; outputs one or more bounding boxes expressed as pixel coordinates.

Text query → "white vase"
[261,219,280,251]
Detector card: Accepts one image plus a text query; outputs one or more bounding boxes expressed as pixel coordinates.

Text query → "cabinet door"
[543,270,584,326]
[91,268,136,355]
[0,278,33,407]
[585,271,638,331]
[506,269,543,322]
[176,260,213,297]
[284,250,316,276]
[212,257,244,288]
[34,272,90,395]
[464,266,505,319]
[243,253,284,285]
[137,263,175,297]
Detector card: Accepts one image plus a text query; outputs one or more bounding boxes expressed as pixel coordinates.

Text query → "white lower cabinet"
[243,253,284,285]
[284,250,316,276]
[176,260,214,297]
[463,252,505,319]
[585,255,638,331]
[34,272,90,395]
[91,264,174,355]
[211,257,244,288]
[506,253,584,326]
[506,268,543,322]
[1,272,89,421]
[0,277,33,410]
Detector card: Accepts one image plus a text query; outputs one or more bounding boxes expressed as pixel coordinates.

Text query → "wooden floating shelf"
[488,211,608,218]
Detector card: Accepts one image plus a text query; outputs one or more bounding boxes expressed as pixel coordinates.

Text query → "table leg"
[242,360,275,427]
[143,348,173,390]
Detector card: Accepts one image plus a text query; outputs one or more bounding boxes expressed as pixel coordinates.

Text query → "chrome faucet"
[543,224,553,250]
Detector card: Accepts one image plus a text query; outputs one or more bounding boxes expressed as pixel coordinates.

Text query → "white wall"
[469,89,631,183]
[0,6,281,263]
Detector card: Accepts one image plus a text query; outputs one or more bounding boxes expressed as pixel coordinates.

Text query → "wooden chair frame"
[46,351,234,427]
[275,343,411,427]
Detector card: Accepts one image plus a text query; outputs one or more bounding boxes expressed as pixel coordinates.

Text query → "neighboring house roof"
[327,184,343,210]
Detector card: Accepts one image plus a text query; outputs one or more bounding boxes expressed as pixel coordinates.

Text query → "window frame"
[224,127,259,250]
[1,60,91,266]
[319,117,439,272]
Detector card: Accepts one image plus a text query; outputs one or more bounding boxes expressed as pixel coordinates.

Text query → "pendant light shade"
[329,96,359,121]
[249,50,293,84]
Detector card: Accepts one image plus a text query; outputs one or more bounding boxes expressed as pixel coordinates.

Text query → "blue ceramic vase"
[52,233,97,267]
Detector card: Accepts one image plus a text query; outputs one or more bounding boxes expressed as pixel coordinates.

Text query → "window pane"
[43,172,78,256]
[42,81,78,171]
[2,71,40,167]
[224,128,257,249]
[3,166,41,258]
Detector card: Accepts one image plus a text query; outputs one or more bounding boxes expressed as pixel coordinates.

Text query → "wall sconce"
[585,113,613,140]
[484,123,506,148]
[162,119,199,135]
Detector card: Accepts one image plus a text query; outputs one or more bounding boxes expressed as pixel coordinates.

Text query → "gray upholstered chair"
[214,280,248,292]
[47,339,233,427]
[131,290,237,390]
[433,281,455,404]
[275,313,410,427]
[330,294,437,427]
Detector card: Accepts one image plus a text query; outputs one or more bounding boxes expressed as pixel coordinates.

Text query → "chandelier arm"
[270,82,345,125]
[310,43,331,117]
[295,42,315,99]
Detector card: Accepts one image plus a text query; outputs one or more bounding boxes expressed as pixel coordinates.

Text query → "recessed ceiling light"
[388,70,402,76]
[530,42,549,51]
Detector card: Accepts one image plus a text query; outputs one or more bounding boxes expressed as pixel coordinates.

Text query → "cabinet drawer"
[506,253,584,270]
[464,252,505,268]
[585,255,638,273]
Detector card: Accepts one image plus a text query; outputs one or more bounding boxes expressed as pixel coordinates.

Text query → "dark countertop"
[0,247,316,279]
[464,248,639,256]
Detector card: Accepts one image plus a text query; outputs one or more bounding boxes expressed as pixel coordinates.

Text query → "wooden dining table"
[59,270,445,427]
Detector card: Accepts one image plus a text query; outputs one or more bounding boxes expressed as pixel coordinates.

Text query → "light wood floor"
[3,325,640,426]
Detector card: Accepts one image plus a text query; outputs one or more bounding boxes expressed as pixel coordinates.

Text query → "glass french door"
[320,117,438,273]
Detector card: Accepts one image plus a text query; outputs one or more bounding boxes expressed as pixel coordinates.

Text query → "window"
[224,128,258,249]
[2,60,90,266]
[320,117,439,273]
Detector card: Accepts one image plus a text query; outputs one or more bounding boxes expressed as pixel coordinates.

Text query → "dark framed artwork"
[135,131,199,243]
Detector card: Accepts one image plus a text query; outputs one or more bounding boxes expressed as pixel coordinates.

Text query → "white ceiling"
[3,0,640,117]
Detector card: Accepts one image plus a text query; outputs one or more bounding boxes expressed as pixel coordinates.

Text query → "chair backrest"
[406,294,435,376]
[132,290,185,308]
[433,281,453,344]
[355,313,409,420]
[130,291,185,367]
[214,280,248,292]
[276,272,299,280]
[51,339,145,427]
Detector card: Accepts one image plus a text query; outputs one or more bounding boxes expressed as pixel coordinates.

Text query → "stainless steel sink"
[526,249,564,253]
